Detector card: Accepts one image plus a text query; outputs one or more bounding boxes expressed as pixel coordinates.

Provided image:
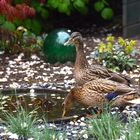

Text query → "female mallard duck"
[62,78,139,117]
[64,32,133,86]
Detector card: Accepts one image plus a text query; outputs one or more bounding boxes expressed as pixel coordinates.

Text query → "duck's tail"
[121,74,136,86]
[110,77,140,110]
[127,98,140,104]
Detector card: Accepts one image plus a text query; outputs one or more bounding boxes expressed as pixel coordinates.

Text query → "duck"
[64,32,134,86]
[62,78,140,117]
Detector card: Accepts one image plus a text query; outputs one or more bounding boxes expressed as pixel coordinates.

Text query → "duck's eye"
[62,102,65,107]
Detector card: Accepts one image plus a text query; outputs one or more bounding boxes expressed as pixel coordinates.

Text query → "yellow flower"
[129,40,136,47]
[106,36,114,42]
[107,42,113,53]
[16,26,27,32]
[99,42,106,53]
[118,37,126,47]
[125,45,133,54]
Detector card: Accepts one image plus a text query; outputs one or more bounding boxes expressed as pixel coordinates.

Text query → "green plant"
[94,0,114,20]
[91,36,137,72]
[4,107,66,139]
[0,27,44,56]
[0,0,115,35]
[47,0,88,15]
[0,1,36,32]
[125,119,140,140]
[88,112,123,140]
[4,107,37,138]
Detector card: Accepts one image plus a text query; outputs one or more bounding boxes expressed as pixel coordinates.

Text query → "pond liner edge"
[0,88,68,95]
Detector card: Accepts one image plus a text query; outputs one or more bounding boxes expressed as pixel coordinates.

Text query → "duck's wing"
[75,65,110,85]
[84,79,136,96]
[78,87,106,107]
[108,71,135,86]
[88,65,111,78]
[89,65,133,85]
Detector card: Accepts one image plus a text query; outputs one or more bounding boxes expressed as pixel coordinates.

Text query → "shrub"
[0,0,114,34]
[0,27,44,56]
[94,0,114,20]
[91,36,138,72]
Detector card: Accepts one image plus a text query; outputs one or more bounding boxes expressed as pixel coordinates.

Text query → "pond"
[0,88,86,121]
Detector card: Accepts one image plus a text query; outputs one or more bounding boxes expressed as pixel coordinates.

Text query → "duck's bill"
[62,109,66,117]
[64,38,72,46]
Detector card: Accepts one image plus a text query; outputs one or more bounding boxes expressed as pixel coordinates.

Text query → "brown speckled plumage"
[111,92,140,110]
[62,79,139,117]
[65,32,134,86]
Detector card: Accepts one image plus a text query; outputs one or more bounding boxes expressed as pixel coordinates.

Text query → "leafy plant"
[91,36,137,72]
[0,27,44,56]
[94,0,114,20]
[47,0,88,15]
[0,0,36,33]
[88,113,123,140]
[0,0,115,34]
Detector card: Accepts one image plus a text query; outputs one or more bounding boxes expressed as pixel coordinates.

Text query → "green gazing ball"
[43,29,76,63]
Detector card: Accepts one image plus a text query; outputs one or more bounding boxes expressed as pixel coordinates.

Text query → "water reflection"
[0,92,86,120]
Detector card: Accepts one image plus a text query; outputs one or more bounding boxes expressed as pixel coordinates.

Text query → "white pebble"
[93,38,101,43]
[28,138,34,140]
[52,87,56,90]
[0,71,4,74]
[31,54,40,60]
[49,123,56,128]
[24,77,29,82]
[74,122,79,126]
[73,134,77,137]
[83,134,88,139]
[0,132,7,136]
[9,133,18,139]
[72,130,78,134]
[46,68,51,71]
[30,89,35,93]
[64,76,69,79]
[56,96,61,99]
[9,82,20,88]
[40,65,44,69]
[51,94,55,96]
[43,77,48,82]
[0,78,7,82]
[66,132,71,135]
[69,121,74,125]
[43,73,47,76]
[80,122,86,126]
[80,117,85,121]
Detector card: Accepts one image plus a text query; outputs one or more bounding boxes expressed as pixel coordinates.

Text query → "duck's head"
[64,32,83,51]
[62,89,75,117]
